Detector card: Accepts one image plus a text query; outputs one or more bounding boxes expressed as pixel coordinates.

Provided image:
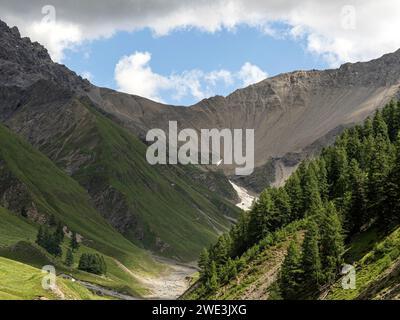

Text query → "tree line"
[35,217,107,275]
[195,100,400,299]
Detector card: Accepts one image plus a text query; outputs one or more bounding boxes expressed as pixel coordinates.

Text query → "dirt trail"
[113,256,198,300]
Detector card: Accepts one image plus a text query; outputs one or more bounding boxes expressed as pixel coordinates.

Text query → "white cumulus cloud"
[114,51,267,103]
[1,0,400,66]
[238,62,268,87]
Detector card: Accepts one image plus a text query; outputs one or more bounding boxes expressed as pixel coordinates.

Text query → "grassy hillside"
[184,221,305,300]
[327,226,400,300]
[0,206,37,245]
[0,205,153,297]
[0,256,105,300]
[0,124,162,296]
[65,102,239,260]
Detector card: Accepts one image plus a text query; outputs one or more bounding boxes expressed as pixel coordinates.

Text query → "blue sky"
[63,25,329,105]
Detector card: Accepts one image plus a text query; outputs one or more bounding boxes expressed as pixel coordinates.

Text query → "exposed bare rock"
[95,51,400,192]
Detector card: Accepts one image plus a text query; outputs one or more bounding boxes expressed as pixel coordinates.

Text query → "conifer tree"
[207,261,219,292]
[301,165,322,213]
[36,226,44,247]
[48,214,56,226]
[372,110,390,139]
[280,240,302,300]
[316,159,329,201]
[65,248,74,267]
[55,221,64,243]
[271,188,292,227]
[381,134,400,226]
[70,231,79,251]
[320,203,344,284]
[284,172,303,220]
[363,117,374,137]
[348,159,368,234]
[198,248,210,279]
[368,134,393,213]
[248,189,275,243]
[301,220,322,292]
[212,235,230,266]
[329,147,349,198]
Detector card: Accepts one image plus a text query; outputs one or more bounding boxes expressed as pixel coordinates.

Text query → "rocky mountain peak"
[0,19,90,92]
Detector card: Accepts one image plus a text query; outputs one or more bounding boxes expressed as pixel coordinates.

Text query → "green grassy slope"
[327,226,400,300]
[185,222,400,301]
[67,103,239,261]
[0,124,162,295]
[184,221,305,300]
[0,206,37,245]
[0,256,105,300]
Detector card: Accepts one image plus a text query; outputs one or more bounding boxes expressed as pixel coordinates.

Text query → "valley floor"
[139,256,198,299]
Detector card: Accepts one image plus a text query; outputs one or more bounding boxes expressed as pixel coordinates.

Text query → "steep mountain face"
[94,50,400,192]
[0,20,239,261]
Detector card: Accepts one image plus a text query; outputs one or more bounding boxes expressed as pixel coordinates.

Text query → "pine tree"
[55,221,64,243]
[248,189,275,243]
[78,253,89,271]
[372,110,390,139]
[320,203,344,284]
[36,226,44,247]
[348,159,368,234]
[301,165,323,213]
[329,147,349,198]
[48,214,57,226]
[367,134,393,215]
[212,235,229,266]
[70,231,79,251]
[316,159,329,201]
[206,261,219,293]
[65,248,74,267]
[382,100,398,141]
[381,134,400,226]
[280,240,302,300]
[198,248,210,279]
[363,117,374,138]
[270,188,292,227]
[301,220,322,292]
[284,172,303,220]
[229,212,250,257]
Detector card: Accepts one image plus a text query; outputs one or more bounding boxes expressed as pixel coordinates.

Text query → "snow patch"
[229,180,256,211]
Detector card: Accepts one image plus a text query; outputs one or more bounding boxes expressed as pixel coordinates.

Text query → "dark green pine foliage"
[198,248,210,279]
[193,102,400,300]
[301,164,322,213]
[381,134,400,226]
[65,248,74,267]
[206,261,219,293]
[78,253,107,275]
[280,240,302,300]
[70,231,79,251]
[248,189,275,243]
[301,220,322,293]
[348,159,368,234]
[284,172,303,220]
[36,225,62,257]
[55,221,64,243]
[319,203,344,284]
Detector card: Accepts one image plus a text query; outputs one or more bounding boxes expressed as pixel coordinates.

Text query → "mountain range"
[1,18,400,298]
